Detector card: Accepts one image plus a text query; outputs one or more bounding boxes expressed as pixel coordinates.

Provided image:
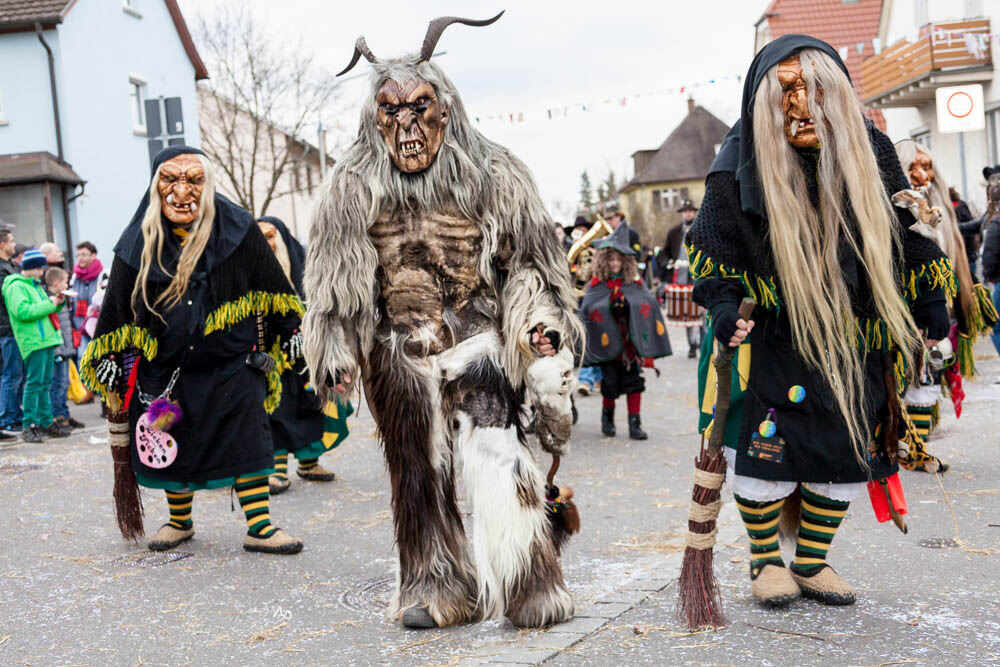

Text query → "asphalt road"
[1,329,998,666]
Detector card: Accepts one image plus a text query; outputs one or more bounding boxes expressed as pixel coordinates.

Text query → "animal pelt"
[302,56,583,403]
[525,347,575,456]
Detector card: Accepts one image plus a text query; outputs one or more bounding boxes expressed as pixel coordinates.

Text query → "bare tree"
[194,3,340,216]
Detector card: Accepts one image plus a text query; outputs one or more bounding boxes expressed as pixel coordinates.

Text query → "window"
[0,86,6,124]
[987,108,1000,166]
[129,77,147,134]
[122,0,142,18]
[306,165,313,195]
[911,128,931,151]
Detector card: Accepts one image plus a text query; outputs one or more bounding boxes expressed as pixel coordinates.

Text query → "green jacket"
[2,273,62,359]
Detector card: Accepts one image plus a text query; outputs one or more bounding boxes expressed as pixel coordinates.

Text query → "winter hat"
[21,248,47,271]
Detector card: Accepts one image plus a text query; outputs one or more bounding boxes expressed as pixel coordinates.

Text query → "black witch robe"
[688,35,953,484]
[257,216,352,460]
[82,148,303,489]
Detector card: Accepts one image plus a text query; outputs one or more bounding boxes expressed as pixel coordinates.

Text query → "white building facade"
[0,0,206,257]
[867,0,996,212]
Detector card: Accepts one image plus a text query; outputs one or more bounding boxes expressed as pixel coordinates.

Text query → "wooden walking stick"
[677,297,755,629]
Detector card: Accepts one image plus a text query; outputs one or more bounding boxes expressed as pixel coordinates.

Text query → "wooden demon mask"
[158,154,205,225]
[376,79,449,173]
[777,55,823,149]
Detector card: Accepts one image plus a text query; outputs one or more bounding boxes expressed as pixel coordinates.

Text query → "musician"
[580,224,671,440]
[663,199,704,357]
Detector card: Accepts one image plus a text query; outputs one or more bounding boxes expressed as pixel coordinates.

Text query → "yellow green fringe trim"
[902,258,957,304]
[956,331,977,379]
[263,338,285,415]
[203,291,304,336]
[686,244,781,310]
[79,325,158,398]
[972,283,999,334]
[892,348,907,395]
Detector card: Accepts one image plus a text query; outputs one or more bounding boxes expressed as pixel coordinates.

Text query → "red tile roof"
[0,0,72,26]
[761,0,886,130]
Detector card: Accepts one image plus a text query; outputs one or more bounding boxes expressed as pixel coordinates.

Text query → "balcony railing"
[861,18,992,107]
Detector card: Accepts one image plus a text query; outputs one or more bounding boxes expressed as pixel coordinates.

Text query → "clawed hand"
[531,331,556,357]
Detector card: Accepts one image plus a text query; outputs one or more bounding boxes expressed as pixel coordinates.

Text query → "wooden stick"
[707,298,755,458]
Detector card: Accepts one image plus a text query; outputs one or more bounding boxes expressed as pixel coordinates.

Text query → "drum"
[665,284,704,327]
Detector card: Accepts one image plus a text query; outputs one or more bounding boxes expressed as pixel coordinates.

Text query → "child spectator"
[579,224,672,439]
[44,267,84,430]
[1,249,71,442]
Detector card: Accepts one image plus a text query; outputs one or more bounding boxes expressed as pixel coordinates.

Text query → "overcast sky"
[178,0,765,221]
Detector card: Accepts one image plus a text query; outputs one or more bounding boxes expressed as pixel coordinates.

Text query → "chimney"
[687,96,696,114]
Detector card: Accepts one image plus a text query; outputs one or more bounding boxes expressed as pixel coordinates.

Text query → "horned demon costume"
[688,36,952,607]
[82,147,305,555]
[303,14,582,629]
[256,217,353,496]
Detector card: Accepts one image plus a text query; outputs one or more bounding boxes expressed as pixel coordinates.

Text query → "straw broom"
[677,297,755,629]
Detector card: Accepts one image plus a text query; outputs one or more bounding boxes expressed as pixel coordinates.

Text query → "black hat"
[984,165,1000,179]
[677,199,698,213]
[571,215,590,230]
[596,223,637,256]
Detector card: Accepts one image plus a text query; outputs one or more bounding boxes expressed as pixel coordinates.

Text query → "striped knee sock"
[235,475,276,537]
[735,494,784,572]
[297,457,318,472]
[165,490,194,530]
[906,404,934,439]
[794,486,849,574]
[273,453,289,480]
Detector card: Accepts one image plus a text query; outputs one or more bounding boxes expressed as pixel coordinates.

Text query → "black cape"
[256,216,325,458]
[688,37,952,484]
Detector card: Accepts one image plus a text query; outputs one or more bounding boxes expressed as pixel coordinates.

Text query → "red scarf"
[73,257,103,283]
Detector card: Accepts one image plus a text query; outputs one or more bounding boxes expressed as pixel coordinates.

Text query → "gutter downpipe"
[35,22,74,254]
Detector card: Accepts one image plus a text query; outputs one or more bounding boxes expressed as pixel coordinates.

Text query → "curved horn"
[336,36,377,77]
[419,11,505,62]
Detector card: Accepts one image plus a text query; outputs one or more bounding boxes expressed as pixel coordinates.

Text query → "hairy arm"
[494,152,584,389]
[301,170,380,402]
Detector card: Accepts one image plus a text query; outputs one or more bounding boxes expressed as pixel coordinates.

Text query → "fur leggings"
[364,332,573,628]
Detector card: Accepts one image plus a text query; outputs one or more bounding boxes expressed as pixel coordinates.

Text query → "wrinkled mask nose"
[173,181,192,200]
[397,108,416,130]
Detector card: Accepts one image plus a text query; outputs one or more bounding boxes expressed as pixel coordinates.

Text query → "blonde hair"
[752,48,918,462]
[894,140,975,320]
[131,156,217,319]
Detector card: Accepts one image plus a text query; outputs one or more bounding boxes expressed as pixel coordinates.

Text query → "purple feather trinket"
[146,397,183,432]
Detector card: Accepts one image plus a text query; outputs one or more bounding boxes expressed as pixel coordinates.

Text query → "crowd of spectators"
[0,225,104,444]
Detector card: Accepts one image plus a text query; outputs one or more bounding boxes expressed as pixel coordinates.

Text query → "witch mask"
[777,55,822,149]
[376,79,449,173]
[158,154,205,225]
[258,221,279,252]
[907,151,935,189]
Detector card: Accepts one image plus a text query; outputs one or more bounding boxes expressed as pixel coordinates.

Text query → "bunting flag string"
[472,73,743,125]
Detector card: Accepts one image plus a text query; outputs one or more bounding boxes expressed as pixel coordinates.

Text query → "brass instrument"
[567,219,613,298]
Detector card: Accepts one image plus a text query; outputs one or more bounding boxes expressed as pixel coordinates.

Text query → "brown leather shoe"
[750,562,800,608]
[790,564,856,605]
[296,464,336,482]
[243,528,303,555]
[269,475,291,495]
[148,523,194,551]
